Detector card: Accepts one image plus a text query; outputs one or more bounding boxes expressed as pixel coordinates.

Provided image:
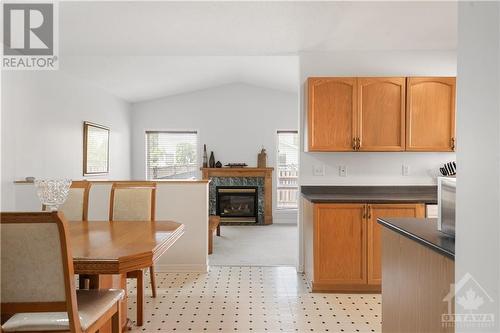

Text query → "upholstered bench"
[208,216,221,254]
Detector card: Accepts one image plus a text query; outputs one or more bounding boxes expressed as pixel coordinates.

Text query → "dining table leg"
[86,274,130,331]
[127,270,144,326]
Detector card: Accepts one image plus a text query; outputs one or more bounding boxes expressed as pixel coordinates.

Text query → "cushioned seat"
[2,289,125,332]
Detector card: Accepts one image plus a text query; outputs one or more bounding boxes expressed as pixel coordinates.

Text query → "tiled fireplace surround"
[202,168,274,225]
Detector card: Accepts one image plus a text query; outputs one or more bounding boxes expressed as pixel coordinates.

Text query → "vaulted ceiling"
[59,1,457,102]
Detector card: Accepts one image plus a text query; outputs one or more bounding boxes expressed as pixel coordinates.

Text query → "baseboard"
[155,264,209,273]
[312,282,381,293]
[273,211,298,224]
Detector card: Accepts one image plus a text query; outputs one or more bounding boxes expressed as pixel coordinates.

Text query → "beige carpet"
[209,223,297,266]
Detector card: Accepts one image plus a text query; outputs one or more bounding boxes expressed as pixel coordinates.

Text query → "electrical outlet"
[313,165,325,176]
[402,164,410,176]
[339,165,347,177]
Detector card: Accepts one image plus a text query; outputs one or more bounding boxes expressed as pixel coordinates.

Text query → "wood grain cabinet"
[307,76,456,152]
[358,77,406,151]
[313,204,367,290]
[406,77,456,151]
[308,78,357,151]
[311,202,424,292]
[366,203,425,286]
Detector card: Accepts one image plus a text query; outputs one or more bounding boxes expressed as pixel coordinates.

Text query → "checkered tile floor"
[127,266,381,333]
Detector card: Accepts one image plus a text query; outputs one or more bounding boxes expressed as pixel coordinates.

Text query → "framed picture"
[83,121,109,175]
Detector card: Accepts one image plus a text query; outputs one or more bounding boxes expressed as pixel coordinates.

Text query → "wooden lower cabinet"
[367,204,425,286]
[313,204,367,291]
[311,202,425,292]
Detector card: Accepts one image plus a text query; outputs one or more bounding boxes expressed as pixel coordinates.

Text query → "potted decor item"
[258,147,267,168]
[215,161,222,168]
[209,151,216,168]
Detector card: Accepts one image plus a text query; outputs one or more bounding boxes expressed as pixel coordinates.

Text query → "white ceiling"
[61,56,299,102]
[59,1,457,102]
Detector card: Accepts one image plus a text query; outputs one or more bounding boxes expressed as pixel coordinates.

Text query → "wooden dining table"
[69,220,185,332]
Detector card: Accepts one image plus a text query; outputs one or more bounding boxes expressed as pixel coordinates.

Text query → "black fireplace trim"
[216,186,259,220]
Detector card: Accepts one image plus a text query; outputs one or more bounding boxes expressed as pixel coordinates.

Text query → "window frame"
[144,129,200,180]
[275,130,299,211]
[83,121,110,176]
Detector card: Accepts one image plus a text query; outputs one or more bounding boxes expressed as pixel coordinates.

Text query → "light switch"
[339,165,347,177]
[402,164,410,176]
[313,165,325,176]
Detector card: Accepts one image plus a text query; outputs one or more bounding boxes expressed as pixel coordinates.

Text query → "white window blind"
[146,131,198,180]
[277,131,299,209]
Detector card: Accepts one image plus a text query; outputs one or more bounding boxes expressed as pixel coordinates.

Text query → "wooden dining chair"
[109,182,157,326]
[0,212,124,333]
[43,180,91,221]
[42,180,92,290]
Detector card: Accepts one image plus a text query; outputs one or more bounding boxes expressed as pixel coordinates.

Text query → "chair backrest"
[109,182,156,221]
[0,212,80,332]
[59,181,91,221]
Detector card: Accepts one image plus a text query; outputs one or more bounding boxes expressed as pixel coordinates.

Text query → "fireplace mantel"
[201,167,274,224]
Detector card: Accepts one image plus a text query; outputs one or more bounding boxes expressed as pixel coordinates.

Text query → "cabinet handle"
[356,138,361,150]
[451,137,455,150]
[362,206,366,219]
[367,205,372,219]
[352,138,357,150]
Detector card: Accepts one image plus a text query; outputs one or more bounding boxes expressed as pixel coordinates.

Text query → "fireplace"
[216,186,258,223]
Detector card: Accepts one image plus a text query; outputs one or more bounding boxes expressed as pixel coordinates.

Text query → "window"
[146,131,198,180]
[277,131,299,209]
[83,121,109,175]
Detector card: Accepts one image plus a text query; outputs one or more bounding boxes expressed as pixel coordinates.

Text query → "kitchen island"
[377,217,455,333]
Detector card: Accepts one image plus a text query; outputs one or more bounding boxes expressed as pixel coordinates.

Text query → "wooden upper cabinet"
[358,78,406,151]
[406,77,456,151]
[367,203,425,286]
[314,203,367,286]
[308,78,357,151]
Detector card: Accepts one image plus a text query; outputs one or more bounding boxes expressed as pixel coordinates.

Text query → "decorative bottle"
[202,144,208,168]
[209,151,215,168]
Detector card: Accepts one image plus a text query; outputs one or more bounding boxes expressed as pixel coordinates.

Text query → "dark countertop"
[301,185,437,204]
[377,217,455,259]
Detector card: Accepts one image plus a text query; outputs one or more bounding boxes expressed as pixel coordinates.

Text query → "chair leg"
[208,230,213,255]
[149,265,157,298]
[78,274,88,289]
[88,274,100,290]
[216,224,221,236]
[136,270,144,326]
[111,303,121,333]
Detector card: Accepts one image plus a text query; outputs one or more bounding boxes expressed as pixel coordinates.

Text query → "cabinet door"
[308,78,357,151]
[314,203,367,285]
[367,203,425,285]
[406,77,456,151]
[358,77,406,151]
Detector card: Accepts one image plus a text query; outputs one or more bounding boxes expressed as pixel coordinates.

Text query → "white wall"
[299,50,457,186]
[131,83,298,222]
[13,181,209,272]
[1,71,132,210]
[457,2,500,331]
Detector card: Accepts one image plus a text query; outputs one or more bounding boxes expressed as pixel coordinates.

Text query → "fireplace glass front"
[216,186,258,223]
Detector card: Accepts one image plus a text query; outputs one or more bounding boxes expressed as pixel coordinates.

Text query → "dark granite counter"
[377,217,455,259]
[301,185,437,204]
